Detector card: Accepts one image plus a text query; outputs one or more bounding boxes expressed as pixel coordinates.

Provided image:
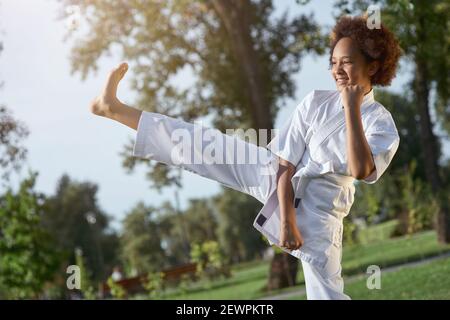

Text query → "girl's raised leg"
[90,62,277,203]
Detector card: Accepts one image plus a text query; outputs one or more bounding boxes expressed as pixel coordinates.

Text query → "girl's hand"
[340,84,365,110]
[279,219,304,250]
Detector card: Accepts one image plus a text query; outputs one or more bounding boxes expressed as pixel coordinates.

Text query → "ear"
[368,61,380,77]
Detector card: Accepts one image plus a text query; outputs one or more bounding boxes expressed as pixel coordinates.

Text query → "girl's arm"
[277,157,304,250]
[341,85,376,179]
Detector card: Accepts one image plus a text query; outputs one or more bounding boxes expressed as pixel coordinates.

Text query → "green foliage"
[60,0,326,189]
[0,106,29,183]
[394,160,439,235]
[351,92,439,227]
[374,89,427,180]
[121,197,219,276]
[120,202,166,274]
[190,240,230,282]
[181,199,219,245]
[106,277,126,300]
[214,188,266,263]
[142,272,165,300]
[336,0,450,142]
[165,229,450,300]
[350,88,444,236]
[177,274,192,297]
[0,172,59,299]
[356,220,399,245]
[343,217,358,246]
[156,197,219,267]
[352,179,386,224]
[272,246,284,255]
[74,248,96,299]
[351,159,439,238]
[42,174,120,283]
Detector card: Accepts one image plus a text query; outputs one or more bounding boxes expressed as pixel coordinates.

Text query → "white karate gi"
[132,88,400,300]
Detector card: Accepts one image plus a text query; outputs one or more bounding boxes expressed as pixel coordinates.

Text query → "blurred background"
[0,0,449,300]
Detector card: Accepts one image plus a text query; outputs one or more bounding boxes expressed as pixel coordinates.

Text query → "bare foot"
[90,62,129,118]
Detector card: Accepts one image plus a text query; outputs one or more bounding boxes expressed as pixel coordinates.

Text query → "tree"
[367,90,435,228]
[0,172,60,299]
[157,198,219,267]
[154,201,190,266]
[0,36,61,297]
[190,240,230,281]
[349,90,431,226]
[180,198,219,244]
[42,174,120,283]
[60,0,326,288]
[74,248,97,299]
[0,42,29,185]
[0,107,29,185]
[375,89,426,178]
[334,0,450,242]
[214,188,267,263]
[60,0,325,187]
[120,202,166,274]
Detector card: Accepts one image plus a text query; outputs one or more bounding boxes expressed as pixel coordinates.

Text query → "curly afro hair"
[329,15,403,86]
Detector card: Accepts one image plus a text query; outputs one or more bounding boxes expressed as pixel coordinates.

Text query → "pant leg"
[132,111,277,203]
[300,244,350,300]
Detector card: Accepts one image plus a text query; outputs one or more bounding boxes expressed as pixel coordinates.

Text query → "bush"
[142,271,165,299]
[106,276,126,299]
[190,241,230,282]
[350,159,439,239]
[0,172,60,299]
[393,160,439,236]
[343,218,358,246]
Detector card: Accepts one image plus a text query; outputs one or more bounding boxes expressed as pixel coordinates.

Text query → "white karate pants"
[133,111,350,300]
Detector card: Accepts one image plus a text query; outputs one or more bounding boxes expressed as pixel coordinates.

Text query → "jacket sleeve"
[266,92,312,167]
[361,111,400,184]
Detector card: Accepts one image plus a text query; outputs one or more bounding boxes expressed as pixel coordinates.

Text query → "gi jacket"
[253,89,400,268]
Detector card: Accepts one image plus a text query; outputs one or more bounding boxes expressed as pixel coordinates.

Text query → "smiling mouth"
[336,78,348,84]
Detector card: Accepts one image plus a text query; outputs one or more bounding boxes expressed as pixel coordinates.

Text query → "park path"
[258,252,450,300]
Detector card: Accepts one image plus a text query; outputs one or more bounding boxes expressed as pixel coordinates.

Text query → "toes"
[118,62,128,74]
[110,62,128,77]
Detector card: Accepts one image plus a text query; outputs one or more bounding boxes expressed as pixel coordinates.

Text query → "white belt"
[292,159,355,207]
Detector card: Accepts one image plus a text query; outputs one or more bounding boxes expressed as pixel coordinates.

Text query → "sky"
[0,0,445,231]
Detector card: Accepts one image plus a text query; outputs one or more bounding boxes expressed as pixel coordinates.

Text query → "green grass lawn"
[347,256,450,299]
[289,256,450,300]
[342,230,450,275]
[154,223,450,300]
[356,219,398,245]
[160,260,270,300]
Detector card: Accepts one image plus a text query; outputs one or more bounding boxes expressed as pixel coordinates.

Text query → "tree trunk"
[211,0,298,288]
[414,61,441,192]
[266,252,298,291]
[414,14,450,243]
[211,0,273,144]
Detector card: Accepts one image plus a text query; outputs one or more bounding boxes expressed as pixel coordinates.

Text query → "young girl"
[90,15,402,300]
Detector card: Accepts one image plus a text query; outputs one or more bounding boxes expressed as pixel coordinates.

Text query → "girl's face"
[330,37,378,94]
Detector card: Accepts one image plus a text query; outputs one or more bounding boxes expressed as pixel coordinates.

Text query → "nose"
[333,61,344,73]
[333,63,347,79]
